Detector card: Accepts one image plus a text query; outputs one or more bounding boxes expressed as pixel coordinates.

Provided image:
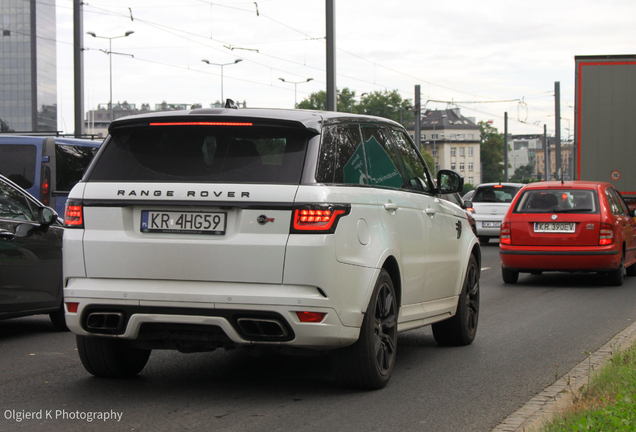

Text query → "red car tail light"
[291,204,350,234]
[64,200,84,228]
[500,222,512,245]
[599,223,614,246]
[296,311,327,323]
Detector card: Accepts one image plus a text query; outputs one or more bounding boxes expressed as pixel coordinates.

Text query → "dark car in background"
[0,174,67,330]
[0,135,101,217]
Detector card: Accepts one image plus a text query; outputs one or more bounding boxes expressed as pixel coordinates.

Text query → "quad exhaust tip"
[236,318,288,339]
[86,312,124,331]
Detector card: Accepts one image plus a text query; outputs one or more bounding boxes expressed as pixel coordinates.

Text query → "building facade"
[408,108,481,186]
[0,0,57,132]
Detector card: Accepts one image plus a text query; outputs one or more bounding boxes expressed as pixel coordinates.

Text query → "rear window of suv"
[472,185,520,203]
[88,125,310,184]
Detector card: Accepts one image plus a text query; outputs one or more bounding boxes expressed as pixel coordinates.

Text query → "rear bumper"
[499,246,621,272]
[475,225,500,238]
[64,278,361,350]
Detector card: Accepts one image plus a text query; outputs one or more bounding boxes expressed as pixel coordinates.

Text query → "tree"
[479,121,504,183]
[297,87,357,112]
[357,90,413,126]
[510,164,534,182]
[0,117,13,132]
[297,88,413,126]
[420,149,435,176]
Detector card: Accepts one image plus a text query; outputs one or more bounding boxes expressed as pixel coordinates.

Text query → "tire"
[330,269,398,390]
[626,261,636,277]
[479,236,489,245]
[76,335,151,378]
[49,304,69,331]
[608,252,625,286]
[502,267,519,284]
[432,254,480,346]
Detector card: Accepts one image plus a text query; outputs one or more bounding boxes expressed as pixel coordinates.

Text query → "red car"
[499,181,636,286]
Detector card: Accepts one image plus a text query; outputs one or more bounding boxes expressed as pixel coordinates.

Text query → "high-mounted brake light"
[291,205,350,234]
[494,184,503,188]
[500,222,512,245]
[149,122,252,126]
[599,223,614,246]
[64,201,84,228]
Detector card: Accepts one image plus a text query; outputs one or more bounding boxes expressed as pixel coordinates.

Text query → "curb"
[492,318,636,432]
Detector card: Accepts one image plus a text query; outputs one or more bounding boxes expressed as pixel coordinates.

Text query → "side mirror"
[436,169,464,194]
[37,206,59,226]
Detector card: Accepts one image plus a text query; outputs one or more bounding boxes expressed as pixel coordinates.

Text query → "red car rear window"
[513,189,599,214]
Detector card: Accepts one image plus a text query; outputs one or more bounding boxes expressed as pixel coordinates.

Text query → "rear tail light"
[64,200,84,228]
[291,204,350,234]
[40,166,51,206]
[599,223,614,246]
[65,302,79,313]
[500,222,512,245]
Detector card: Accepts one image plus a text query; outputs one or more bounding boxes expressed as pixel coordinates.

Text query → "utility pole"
[73,0,85,137]
[504,112,508,181]
[325,0,336,111]
[543,124,549,180]
[555,81,562,179]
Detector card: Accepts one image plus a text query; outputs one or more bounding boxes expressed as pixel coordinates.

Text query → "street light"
[278,77,314,108]
[86,31,135,123]
[201,59,243,104]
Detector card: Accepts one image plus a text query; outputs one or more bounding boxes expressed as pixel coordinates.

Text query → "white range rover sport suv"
[63,106,481,389]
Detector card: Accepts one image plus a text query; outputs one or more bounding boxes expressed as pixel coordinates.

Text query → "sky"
[54,0,636,137]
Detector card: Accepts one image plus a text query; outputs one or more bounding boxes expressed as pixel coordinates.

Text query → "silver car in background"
[465,182,523,244]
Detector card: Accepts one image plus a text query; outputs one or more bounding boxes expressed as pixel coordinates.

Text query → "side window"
[390,129,433,193]
[56,144,99,191]
[361,127,404,189]
[605,189,622,215]
[316,124,366,185]
[0,144,37,189]
[609,188,629,215]
[0,180,35,221]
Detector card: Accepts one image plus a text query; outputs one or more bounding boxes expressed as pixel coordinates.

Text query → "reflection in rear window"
[513,189,599,213]
[0,144,37,189]
[88,125,310,184]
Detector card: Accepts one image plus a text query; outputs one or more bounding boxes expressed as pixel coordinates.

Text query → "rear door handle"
[425,208,436,216]
[384,203,398,211]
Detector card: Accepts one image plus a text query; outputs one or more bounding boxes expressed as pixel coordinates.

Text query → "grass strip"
[542,342,636,431]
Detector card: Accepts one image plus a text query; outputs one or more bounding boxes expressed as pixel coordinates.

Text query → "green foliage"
[542,343,636,432]
[419,148,435,176]
[297,88,413,127]
[462,183,475,195]
[510,163,534,182]
[479,121,504,183]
